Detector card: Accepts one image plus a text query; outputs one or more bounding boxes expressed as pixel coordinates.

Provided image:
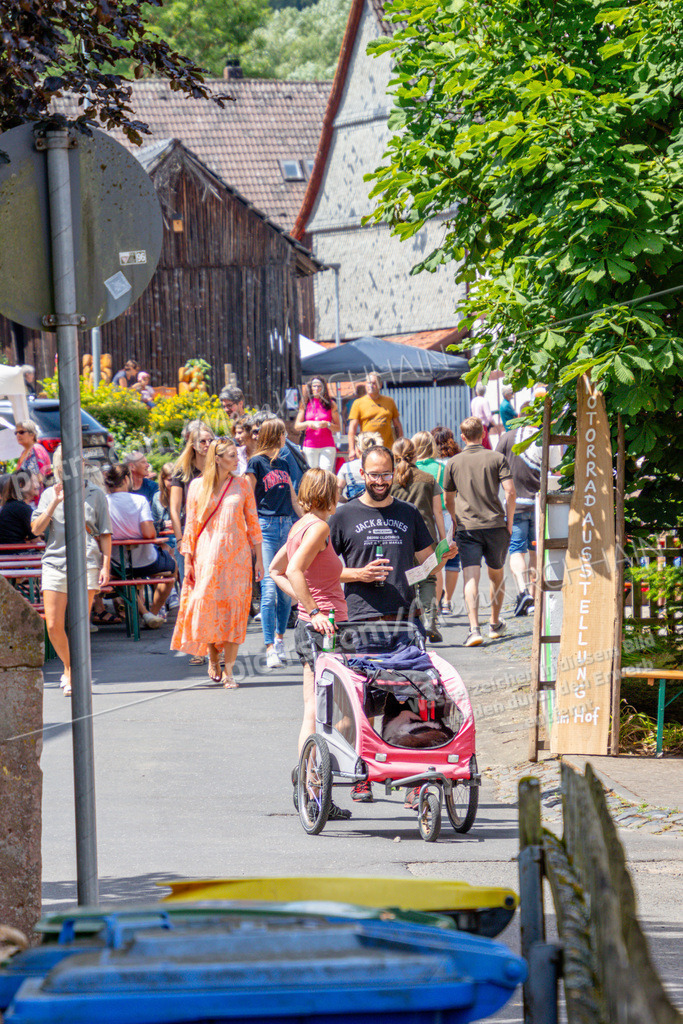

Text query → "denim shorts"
[445,552,461,572]
[509,508,536,555]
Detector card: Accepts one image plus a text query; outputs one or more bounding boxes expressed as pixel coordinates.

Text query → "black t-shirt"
[169,466,201,528]
[329,496,433,620]
[246,453,294,517]
[0,499,33,546]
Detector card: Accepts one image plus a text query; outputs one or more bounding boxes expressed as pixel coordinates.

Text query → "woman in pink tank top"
[294,377,340,472]
[270,468,351,821]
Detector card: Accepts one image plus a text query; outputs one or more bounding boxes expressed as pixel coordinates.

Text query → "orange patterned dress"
[171,474,262,655]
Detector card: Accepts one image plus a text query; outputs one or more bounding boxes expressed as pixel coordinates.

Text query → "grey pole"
[332,265,341,348]
[43,127,99,906]
[327,263,343,442]
[91,327,101,388]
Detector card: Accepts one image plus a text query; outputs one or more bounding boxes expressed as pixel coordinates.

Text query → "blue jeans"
[259,515,293,646]
[510,508,536,554]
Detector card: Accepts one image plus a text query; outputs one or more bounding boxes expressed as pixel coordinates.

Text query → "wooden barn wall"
[0,152,304,410]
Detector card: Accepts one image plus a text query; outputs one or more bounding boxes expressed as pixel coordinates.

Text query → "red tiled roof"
[56,78,331,231]
[384,328,467,351]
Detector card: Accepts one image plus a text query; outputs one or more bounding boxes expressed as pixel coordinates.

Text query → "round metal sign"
[0,122,163,331]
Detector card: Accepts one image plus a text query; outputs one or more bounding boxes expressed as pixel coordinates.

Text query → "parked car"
[0,399,116,465]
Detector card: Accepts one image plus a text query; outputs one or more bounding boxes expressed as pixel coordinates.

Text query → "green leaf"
[614,355,635,384]
[606,257,633,283]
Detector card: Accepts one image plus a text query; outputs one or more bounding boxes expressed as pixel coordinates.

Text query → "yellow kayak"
[163,877,518,938]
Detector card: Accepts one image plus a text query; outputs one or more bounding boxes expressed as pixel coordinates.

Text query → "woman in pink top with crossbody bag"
[269,468,351,821]
[294,377,340,472]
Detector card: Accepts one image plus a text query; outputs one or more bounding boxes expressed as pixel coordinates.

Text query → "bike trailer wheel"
[297,735,332,836]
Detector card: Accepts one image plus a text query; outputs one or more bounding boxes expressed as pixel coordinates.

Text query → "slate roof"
[368,0,395,35]
[56,78,331,231]
[293,0,389,239]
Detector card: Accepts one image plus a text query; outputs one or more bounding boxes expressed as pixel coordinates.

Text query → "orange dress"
[171,475,262,655]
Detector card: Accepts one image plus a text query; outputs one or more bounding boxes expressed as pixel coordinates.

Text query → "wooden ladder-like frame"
[528,396,625,760]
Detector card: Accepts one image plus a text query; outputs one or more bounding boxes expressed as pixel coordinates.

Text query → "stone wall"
[0,576,44,938]
[306,0,465,341]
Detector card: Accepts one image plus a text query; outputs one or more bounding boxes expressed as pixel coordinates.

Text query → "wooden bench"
[0,540,175,645]
[111,538,176,640]
[621,668,683,756]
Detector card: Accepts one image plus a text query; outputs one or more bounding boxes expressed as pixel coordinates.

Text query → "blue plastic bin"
[0,901,456,1011]
[4,912,525,1023]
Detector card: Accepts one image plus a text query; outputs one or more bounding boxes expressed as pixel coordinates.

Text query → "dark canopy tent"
[300,336,469,384]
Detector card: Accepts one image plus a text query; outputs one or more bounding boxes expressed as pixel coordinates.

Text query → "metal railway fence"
[385,381,471,440]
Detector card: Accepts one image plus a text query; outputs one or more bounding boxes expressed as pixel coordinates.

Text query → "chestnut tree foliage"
[365,0,683,527]
[0,0,223,144]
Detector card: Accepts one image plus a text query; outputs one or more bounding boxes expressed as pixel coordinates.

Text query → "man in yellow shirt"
[347,373,403,452]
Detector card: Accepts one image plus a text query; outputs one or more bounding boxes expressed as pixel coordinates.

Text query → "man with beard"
[329,444,436,802]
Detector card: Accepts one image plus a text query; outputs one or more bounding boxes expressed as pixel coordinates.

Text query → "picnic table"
[0,538,175,646]
[110,537,171,641]
[621,667,683,756]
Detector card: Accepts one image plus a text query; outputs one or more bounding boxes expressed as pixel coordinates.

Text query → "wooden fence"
[519,763,682,1024]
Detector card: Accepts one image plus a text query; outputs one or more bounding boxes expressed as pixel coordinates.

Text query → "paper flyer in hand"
[405,551,438,586]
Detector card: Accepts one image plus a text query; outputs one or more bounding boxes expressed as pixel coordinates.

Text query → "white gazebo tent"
[299,335,326,359]
[0,365,30,461]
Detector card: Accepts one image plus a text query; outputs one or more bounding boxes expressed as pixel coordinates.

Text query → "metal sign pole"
[42,128,99,906]
[91,327,101,389]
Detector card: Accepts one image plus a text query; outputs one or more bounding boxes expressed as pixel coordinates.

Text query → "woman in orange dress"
[171,438,263,688]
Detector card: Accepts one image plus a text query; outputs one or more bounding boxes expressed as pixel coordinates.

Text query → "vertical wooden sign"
[550,376,616,755]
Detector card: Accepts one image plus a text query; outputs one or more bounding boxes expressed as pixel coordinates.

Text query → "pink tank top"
[302,398,335,449]
[286,515,348,621]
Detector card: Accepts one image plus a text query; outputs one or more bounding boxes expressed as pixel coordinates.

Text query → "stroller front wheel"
[418,789,441,842]
[297,735,332,835]
[446,756,479,834]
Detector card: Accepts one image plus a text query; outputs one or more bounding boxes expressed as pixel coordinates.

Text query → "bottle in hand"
[375,544,385,587]
[322,609,336,652]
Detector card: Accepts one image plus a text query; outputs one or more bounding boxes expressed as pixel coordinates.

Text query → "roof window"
[305,158,315,177]
[280,159,305,182]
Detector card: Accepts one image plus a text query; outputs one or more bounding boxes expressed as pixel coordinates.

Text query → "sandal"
[92,611,124,626]
[208,660,222,683]
[189,655,206,666]
[404,786,421,811]
[328,803,352,821]
[221,673,239,689]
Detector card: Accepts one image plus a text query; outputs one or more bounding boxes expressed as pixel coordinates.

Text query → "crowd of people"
[1,370,547,783]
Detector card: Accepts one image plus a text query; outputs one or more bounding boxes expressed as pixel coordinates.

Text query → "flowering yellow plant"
[149,390,230,439]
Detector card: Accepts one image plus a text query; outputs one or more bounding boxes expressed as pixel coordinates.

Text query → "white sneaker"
[166,590,180,610]
[274,638,287,662]
[489,619,507,639]
[266,648,283,670]
[143,611,164,630]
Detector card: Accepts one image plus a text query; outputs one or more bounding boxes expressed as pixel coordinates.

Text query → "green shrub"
[40,374,150,437]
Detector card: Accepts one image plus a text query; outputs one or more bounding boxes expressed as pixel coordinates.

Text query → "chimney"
[224,57,243,80]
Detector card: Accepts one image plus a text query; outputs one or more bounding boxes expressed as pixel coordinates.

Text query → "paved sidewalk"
[563,754,682,814]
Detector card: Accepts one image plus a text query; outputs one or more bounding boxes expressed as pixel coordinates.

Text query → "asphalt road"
[39,603,683,1020]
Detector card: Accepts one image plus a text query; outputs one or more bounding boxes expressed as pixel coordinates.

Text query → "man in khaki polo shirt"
[443,417,516,646]
[347,373,403,452]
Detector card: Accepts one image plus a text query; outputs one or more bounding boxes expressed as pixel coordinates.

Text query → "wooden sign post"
[550,376,616,755]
